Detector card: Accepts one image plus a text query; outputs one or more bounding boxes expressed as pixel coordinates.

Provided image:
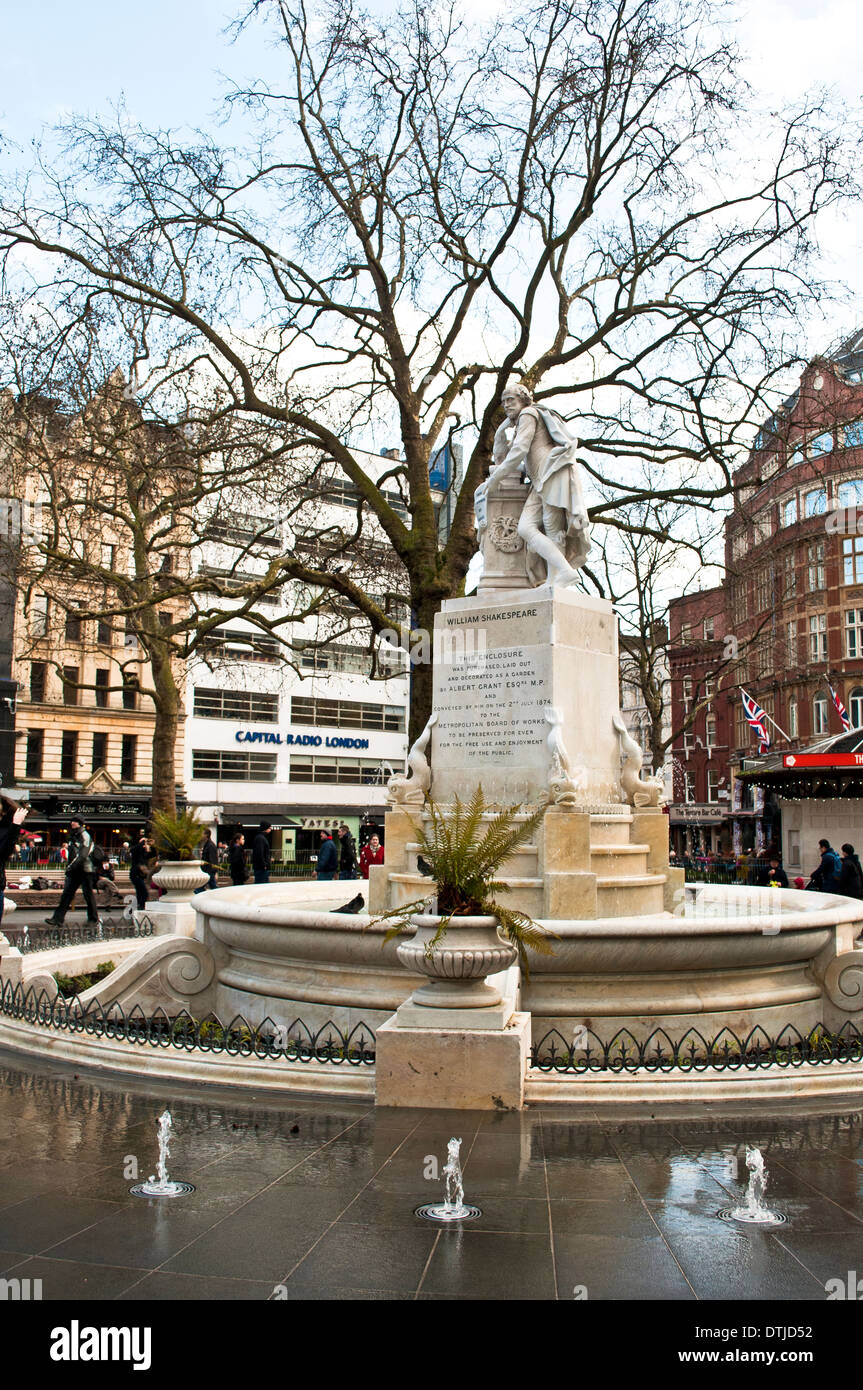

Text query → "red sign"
[783,753,863,768]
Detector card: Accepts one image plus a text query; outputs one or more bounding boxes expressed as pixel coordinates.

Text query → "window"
[191,749,278,781]
[782,551,797,600]
[805,489,827,517]
[810,431,833,457]
[809,613,827,663]
[846,609,863,658]
[807,541,825,591]
[844,423,863,448]
[850,688,863,729]
[813,694,829,735]
[682,677,693,705]
[838,479,863,507]
[30,593,49,638]
[679,623,691,644]
[29,662,46,703]
[789,697,799,738]
[92,732,107,772]
[707,770,721,803]
[789,443,805,467]
[65,608,83,642]
[758,637,771,678]
[101,543,116,570]
[199,627,281,663]
[755,568,770,612]
[95,669,110,708]
[290,755,390,786]
[122,676,139,711]
[706,714,717,747]
[782,496,798,527]
[60,731,78,780]
[158,610,172,628]
[193,687,279,722]
[291,696,406,733]
[97,618,113,645]
[62,666,79,706]
[703,617,714,640]
[786,619,797,666]
[844,537,863,584]
[25,730,43,778]
[731,579,748,622]
[121,734,137,781]
[705,678,716,699]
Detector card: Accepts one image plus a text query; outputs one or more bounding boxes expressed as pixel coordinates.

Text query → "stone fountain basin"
[190,881,863,1042]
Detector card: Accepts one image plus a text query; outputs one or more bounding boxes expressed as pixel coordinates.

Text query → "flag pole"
[763,710,792,742]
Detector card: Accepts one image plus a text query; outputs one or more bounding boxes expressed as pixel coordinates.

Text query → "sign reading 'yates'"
[783,753,863,768]
[234,729,370,750]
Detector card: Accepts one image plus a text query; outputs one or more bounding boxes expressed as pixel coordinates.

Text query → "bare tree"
[0,0,854,743]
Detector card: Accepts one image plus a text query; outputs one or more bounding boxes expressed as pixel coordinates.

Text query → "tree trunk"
[148,645,181,817]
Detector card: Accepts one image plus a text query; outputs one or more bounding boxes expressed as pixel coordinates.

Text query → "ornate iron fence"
[531,1023,863,1073]
[3,916,155,954]
[0,980,375,1065]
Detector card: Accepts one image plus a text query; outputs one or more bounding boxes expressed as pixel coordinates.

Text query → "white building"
[183,445,427,862]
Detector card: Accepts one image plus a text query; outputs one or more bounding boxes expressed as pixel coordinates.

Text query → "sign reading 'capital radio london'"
[234,728,370,750]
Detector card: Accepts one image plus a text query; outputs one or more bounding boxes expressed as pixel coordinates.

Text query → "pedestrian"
[316,831,338,881]
[44,818,100,927]
[195,828,219,893]
[793,876,806,890]
[229,833,248,886]
[129,834,153,911]
[337,823,358,880]
[359,833,384,880]
[766,856,788,888]
[839,844,863,899]
[0,796,29,930]
[808,838,842,893]
[252,821,272,884]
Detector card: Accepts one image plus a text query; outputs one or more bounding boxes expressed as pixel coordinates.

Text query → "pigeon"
[331,894,364,914]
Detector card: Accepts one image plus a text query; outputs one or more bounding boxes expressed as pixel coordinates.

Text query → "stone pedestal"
[430,585,620,807]
[375,1012,531,1109]
[136,902,197,938]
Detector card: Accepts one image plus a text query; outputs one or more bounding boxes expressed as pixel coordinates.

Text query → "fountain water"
[129,1109,195,1198]
[719,1146,785,1225]
[415,1137,482,1222]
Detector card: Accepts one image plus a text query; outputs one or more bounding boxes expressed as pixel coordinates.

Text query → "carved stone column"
[476,477,531,595]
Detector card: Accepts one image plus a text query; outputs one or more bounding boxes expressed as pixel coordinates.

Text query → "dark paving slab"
[420,1230,555,1300]
[771,1229,863,1288]
[552,1233,696,1300]
[0,1194,124,1256]
[665,1233,826,1301]
[117,1271,276,1301]
[284,1220,439,1295]
[0,1254,148,1300]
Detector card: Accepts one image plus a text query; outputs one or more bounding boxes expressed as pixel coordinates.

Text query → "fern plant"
[384,785,554,972]
[149,808,208,861]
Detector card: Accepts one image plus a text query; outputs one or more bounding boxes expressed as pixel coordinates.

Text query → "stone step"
[589,813,633,845]
[596,873,667,918]
[594,873,666,889]
[404,841,539,877]
[589,845,650,877]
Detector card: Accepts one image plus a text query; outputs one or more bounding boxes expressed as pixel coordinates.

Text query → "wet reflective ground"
[1,1048,863,1300]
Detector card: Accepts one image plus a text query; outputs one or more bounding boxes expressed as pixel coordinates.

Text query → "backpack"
[823,848,842,885]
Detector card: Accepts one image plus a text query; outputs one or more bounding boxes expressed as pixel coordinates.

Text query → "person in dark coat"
[252,822,272,884]
[229,834,248,886]
[766,857,788,888]
[316,831,338,881]
[129,834,154,910]
[839,844,863,899]
[196,829,219,893]
[337,823,358,880]
[45,818,99,926]
[0,796,28,929]
[809,839,842,893]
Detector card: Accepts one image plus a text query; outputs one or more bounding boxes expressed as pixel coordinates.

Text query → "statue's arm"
[487,411,536,493]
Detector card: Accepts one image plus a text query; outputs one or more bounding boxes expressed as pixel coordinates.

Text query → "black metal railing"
[0,981,375,1065]
[530,1023,863,1073]
[3,916,155,954]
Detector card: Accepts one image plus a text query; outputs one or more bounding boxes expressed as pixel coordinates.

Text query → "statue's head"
[501,383,533,418]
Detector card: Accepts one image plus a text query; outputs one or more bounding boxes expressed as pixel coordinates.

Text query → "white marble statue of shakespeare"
[474,383,591,588]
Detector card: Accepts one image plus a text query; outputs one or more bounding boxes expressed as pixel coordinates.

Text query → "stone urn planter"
[151,859,209,903]
[397,913,517,1009]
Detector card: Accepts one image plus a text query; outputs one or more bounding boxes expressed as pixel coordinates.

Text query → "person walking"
[808,839,842,893]
[44,818,100,927]
[839,844,863,899]
[316,831,338,881]
[229,833,248,886]
[359,833,384,880]
[129,834,153,911]
[252,822,272,884]
[337,823,358,880]
[196,828,219,893]
[0,797,29,929]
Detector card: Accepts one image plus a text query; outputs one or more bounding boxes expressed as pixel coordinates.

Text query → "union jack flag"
[740,688,770,753]
[828,682,852,732]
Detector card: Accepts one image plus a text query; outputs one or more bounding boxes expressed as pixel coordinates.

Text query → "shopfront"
[20,793,151,861]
